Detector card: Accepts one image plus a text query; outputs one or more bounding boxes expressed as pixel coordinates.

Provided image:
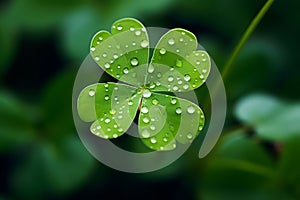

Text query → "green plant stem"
[221,0,274,81]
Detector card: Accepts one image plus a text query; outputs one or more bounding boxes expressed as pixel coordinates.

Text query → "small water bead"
[113,54,118,59]
[113,134,118,138]
[176,59,182,67]
[163,137,168,142]
[187,106,195,114]
[178,80,183,85]
[95,56,100,61]
[196,60,200,65]
[150,138,157,144]
[199,126,203,131]
[99,36,103,41]
[202,69,207,73]
[97,126,101,130]
[128,100,133,106]
[110,109,116,115]
[107,128,111,132]
[130,58,139,66]
[118,128,123,133]
[116,24,123,30]
[195,52,200,56]
[202,58,207,62]
[117,65,121,69]
[116,74,120,78]
[168,38,175,45]
[168,76,174,82]
[142,89,151,98]
[89,89,95,97]
[173,86,179,91]
[150,125,156,130]
[130,27,135,31]
[184,74,191,81]
[143,117,150,123]
[113,124,118,128]
[187,133,193,140]
[179,38,184,42]
[176,107,182,114]
[118,115,123,119]
[102,53,107,57]
[152,98,159,105]
[135,30,141,36]
[159,48,166,55]
[200,74,204,79]
[176,49,180,53]
[123,68,129,74]
[141,106,149,114]
[171,98,177,104]
[104,95,109,100]
[157,73,162,78]
[142,130,150,138]
[140,40,149,48]
[148,64,154,73]
[132,42,136,46]
[91,47,95,52]
[104,118,111,123]
[104,63,110,69]
[149,84,156,89]
[200,114,204,119]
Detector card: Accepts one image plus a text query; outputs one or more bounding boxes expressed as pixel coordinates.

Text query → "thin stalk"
[221,0,274,81]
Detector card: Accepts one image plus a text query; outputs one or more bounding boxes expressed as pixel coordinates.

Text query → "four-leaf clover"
[77,18,211,151]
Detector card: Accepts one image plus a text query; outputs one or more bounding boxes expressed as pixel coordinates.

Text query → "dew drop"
[152,98,159,105]
[171,98,177,104]
[130,58,139,66]
[202,58,207,62]
[135,30,141,36]
[89,89,95,97]
[187,106,195,114]
[113,134,118,138]
[142,130,150,138]
[140,40,149,48]
[129,27,134,31]
[202,69,207,73]
[196,60,200,65]
[173,86,179,91]
[179,38,184,42]
[132,42,136,46]
[168,76,174,82]
[104,63,110,69]
[142,89,151,98]
[110,109,116,115]
[157,73,162,78]
[150,125,156,130]
[123,68,129,74]
[117,24,123,31]
[176,59,182,67]
[104,118,111,123]
[128,100,133,106]
[97,126,101,130]
[148,64,154,73]
[99,36,103,41]
[168,38,175,45]
[176,107,182,114]
[163,137,168,142]
[159,48,166,55]
[113,54,118,59]
[141,106,149,114]
[178,80,183,85]
[184,74,191,81]
[104,95,109,100]
[187,133,193,139]
[91,47,95,52]
[200,74,204,79]
[143,117,150,124]
[150,138,157,144]
[95,56,100,61]
[118,128,123,132]
[107,128,111,131]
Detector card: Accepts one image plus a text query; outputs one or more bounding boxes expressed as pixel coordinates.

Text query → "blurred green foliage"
[0,0,300,199]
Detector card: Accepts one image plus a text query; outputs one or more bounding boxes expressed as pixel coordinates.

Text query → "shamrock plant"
[77,18,211,151]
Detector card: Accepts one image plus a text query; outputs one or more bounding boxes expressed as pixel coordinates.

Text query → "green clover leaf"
[77,18,210,151]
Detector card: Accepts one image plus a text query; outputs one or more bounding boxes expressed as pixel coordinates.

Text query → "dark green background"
[1,0,300,199]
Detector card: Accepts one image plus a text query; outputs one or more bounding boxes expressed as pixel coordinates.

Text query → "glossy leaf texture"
[77,83,141,139]
[90,18,149,87]
[138,93,204,151]
[146,28,210,92]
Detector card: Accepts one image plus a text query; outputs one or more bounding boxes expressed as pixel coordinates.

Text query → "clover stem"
[221,0,274,82]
